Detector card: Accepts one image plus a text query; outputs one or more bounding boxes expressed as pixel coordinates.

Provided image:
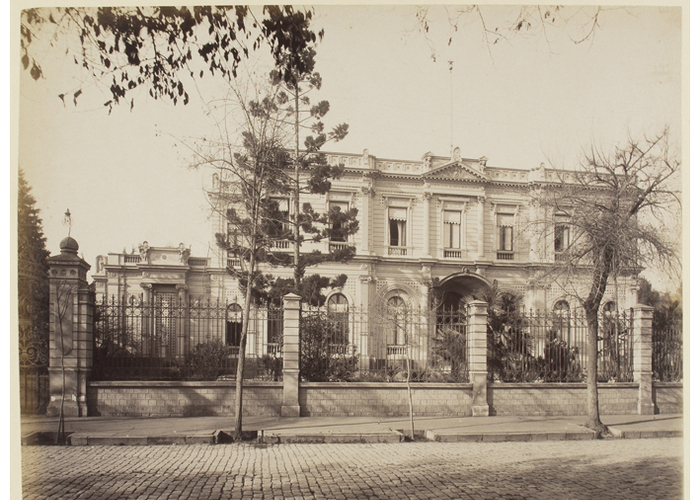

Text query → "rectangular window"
[269,198,290,249]
[329,201,349,242]
[443,210,461,249]
[554,224,570,252]
[554,214,570,254]
[497,213,514,252]
[388,207,407,248]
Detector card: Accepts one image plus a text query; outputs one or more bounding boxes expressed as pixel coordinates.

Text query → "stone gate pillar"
[633,304,655,415]
[281,293,301,417]
[468,300,490,417]
[46,237,93,417]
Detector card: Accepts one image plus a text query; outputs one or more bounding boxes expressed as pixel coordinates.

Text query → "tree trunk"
[582,258,612,437]
[405,352,415,440]
[292,84,301,290]
[584,307,606,436]
[232,255,255,441]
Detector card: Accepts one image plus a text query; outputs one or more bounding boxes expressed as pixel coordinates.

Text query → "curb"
[261,432,404,444]
[21,429,682,446]
[424,430,596,442]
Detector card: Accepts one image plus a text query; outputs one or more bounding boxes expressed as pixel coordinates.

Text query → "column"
[468,300,490,417]
[476,196,485,258]
[633,304,655,415]
[358,276,375,370]
[46,237,93,417]
[281,293,301,417]
[422,192,432,257]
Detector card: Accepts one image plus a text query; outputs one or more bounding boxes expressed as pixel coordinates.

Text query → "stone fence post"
[46,237,93,417]
[633,304,655,415]
[281,293,301,417]
[468,300,490,417]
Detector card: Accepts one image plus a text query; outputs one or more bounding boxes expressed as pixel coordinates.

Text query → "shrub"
[300,313,358,381]
[184,340,228,380]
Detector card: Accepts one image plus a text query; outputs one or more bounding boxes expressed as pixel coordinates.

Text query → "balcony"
[443,249,462,259]
[227,257,241,269]
[271,240,291,250]
[387,246,408,256]
[329,241,352,253]
[124,255,141,264]
[266,343,282,356]
[497,251,514,261]
[387,345,408,358]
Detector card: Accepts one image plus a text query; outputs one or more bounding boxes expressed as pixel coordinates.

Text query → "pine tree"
[18,168,51,413]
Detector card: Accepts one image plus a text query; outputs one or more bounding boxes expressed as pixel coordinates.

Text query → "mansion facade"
[92,147,638,359]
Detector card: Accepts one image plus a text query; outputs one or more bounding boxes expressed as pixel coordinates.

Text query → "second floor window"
[388,207,407,247]
[497,213,514,252]
[329,201,349,242]
[443,211,461,249]
[554,214,571,254]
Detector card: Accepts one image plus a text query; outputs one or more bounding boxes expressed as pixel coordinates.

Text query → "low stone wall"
[88,381,282,417]
[489,383,640,416]
[300,383,473,417]
[653,383,683,414]
[87,381,680,418]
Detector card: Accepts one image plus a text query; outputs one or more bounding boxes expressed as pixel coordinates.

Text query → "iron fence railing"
[93,295,283,381]
[298,305,469,383]
[489,309,633,383]
[653,313,682,382]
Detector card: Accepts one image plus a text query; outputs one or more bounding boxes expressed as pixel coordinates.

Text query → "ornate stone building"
[93,146,639,362]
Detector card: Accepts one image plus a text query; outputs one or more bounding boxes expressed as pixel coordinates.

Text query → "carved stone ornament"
[138,241,150,263]
[422,192,433,201]
[452,147,461,162]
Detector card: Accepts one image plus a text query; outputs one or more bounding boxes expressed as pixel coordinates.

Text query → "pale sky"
[16,4,683,290]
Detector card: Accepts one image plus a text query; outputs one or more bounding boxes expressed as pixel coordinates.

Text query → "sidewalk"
[20,413,683,446]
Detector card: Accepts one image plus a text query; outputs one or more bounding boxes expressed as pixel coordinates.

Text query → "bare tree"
[414,5,616,61]
[52,279,74,445]
[189,79,291,440]
[532,129,680,435]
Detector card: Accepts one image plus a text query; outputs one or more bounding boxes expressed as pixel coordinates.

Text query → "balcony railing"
[271,240,291,250]
[387,246,408,256]
[266,343,282,356]
[443,249,462,259]
[387,345,408,357]
[124,255,141,264]
[227,257,241,268]
[497,251,514,260]
[329,241,351,252]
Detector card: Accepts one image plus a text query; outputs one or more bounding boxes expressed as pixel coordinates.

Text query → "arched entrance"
[432,273,492,310]
[430,273,492,381]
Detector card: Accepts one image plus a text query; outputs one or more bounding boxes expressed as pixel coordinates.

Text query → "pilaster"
[281,293,301,417]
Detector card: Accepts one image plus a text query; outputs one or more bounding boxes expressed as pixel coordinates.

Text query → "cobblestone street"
[21,438,683,499]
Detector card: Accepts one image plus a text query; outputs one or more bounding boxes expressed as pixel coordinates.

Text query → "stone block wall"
[489,383,639,416]
[300,383,472,417]
[653,383,683,414]
[88,381,282,417]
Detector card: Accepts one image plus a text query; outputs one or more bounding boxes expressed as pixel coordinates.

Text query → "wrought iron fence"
[19,321,49,414]
[298,305,469,383]
[92,295,283,381]
[489,309,633,383]
[653,313,682,382]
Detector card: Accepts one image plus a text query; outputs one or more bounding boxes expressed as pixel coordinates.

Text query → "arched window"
[226,304,243,353]
[387,296,407,345]
[552,300,571,338]
[327,294,350,348]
